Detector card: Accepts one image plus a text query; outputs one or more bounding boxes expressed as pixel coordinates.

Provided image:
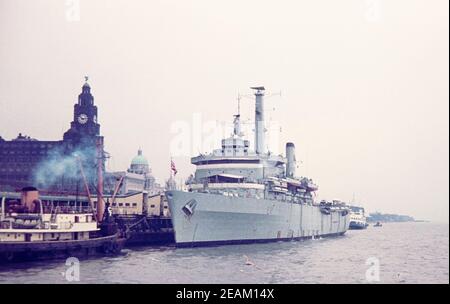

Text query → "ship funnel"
[251,86,266,154]
[286,142,296,178]
[21,186,39,211]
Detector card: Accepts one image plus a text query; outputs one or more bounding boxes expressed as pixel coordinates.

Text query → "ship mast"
[96,136,105,222]
[233,94,243,137]
[251,86,266,155]
[76,156,97,222]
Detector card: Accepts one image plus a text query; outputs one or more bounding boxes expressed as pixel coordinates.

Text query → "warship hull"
[166,190,350,247]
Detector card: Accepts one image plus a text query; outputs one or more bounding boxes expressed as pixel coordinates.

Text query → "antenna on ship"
[237,93,241,116]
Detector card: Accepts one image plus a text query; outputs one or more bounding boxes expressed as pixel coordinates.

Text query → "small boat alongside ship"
[0,187,125,262]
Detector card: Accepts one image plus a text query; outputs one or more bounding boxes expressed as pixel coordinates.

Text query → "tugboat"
[0,150,127,263]
[0,187,125,262]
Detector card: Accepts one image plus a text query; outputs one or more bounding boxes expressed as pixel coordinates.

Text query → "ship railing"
[44,206,93,214]
[1,207,93,215]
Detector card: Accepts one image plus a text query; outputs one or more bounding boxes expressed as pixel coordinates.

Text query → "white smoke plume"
[32,143,98,192]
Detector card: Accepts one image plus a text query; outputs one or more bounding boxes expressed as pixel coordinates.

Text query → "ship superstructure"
[166,87,350,246]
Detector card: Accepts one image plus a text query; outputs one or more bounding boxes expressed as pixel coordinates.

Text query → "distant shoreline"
[367,212,415,223]
[366,219,432,223]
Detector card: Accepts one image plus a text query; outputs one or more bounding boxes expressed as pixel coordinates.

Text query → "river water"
[0,222,448,284]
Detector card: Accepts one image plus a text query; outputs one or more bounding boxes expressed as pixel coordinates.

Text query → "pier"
[115,214,174,246]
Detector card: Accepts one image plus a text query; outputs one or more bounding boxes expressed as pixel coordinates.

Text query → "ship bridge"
[191,152,286,182]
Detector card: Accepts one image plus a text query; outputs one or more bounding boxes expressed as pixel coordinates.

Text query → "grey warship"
[166,87,350,247]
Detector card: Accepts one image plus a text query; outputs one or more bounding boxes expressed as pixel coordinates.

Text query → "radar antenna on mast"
[250,86,265,91]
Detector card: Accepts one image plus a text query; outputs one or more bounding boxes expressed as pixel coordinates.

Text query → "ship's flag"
[171,159,178,176]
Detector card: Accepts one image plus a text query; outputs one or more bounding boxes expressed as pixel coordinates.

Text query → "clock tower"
[63,78,101,143]
[61,78,105,197]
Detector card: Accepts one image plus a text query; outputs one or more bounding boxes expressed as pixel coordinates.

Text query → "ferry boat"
[0,187,125,262]
[348,206,368,230]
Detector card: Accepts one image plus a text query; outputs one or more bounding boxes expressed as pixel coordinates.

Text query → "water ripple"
[0,222,448,284]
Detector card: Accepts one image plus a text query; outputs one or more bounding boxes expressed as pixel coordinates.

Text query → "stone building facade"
[0,80,103,193]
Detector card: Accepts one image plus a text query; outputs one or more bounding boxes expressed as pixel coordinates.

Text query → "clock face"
[78,114,88,124]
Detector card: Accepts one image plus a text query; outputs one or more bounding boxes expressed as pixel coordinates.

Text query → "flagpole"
[170,156,173,179]
[170,157,178,190]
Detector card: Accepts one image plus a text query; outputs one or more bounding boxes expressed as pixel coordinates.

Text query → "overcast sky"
[0,0,448,222]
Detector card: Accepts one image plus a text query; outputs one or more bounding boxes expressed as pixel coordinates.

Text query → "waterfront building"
[104,149,163,196]
[0,79,104,193]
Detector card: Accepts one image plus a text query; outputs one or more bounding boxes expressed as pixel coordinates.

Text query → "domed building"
[128,149,157,191]
[105,149,162,196]
[129,149,150,174]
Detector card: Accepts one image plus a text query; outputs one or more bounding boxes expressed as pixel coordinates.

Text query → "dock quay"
[115,214,174,246]
[105,191,176,246]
